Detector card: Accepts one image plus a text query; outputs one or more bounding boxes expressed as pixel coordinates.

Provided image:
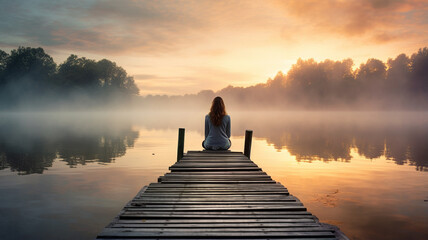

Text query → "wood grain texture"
[96,151,338,239]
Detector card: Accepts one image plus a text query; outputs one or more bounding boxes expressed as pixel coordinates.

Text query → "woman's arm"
[226,116,231,138]
[205,115,209,139]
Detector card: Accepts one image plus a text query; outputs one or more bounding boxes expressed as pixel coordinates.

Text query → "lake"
[0,111,427,240]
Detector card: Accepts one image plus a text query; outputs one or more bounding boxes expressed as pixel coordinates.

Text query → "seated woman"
[202,96,231,150]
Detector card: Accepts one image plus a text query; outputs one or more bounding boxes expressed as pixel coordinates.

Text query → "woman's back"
[204,114,231,150]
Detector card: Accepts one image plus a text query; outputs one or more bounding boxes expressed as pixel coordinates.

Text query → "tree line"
[0,47,139,109]
[1,46,427,110]
[216,47,428,109]
[139,47,428,110]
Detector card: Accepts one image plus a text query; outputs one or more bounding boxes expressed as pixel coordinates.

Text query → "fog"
[1,111,427,174]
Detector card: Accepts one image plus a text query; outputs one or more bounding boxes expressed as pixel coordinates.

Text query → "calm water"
[0,111,427,240]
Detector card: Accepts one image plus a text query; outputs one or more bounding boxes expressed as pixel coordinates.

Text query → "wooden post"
[177,128,185,161]
[244,130,253,159]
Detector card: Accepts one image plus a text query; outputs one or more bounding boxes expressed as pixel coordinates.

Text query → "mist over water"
[0,111,427,240]
[3,111,426,173]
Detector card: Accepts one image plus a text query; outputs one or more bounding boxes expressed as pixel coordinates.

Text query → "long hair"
[209,96,227,126]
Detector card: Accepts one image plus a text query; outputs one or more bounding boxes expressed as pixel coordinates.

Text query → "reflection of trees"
[0,137,56,174]
[0,118,139,175]
[385,128,428,171]
[2,151,56,175]
[114,112,428,171]
[268,127,353,162]
[231,113,428,171]
[58,130,138,166]
[353,128,386,160]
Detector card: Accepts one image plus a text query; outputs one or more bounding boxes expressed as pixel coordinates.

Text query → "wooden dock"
[97,145,343,239]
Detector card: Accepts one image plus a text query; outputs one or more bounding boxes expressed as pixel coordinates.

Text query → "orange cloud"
[276,0,428,42]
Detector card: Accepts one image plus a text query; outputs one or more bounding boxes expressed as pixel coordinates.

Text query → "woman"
[202,96,231,150]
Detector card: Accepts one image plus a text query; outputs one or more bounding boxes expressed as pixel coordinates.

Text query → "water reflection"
[0,113,138,174]
[57,130,138,167]
[231,112,428,171]
[133,111,428,171]
[0,112,427,174]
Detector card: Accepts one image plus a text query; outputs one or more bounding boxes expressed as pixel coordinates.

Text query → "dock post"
[244,130,253,159]
[177,128,185,161]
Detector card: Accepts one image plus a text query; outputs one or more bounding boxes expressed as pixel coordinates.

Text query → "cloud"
[0,1,293,55]
[0,0,210,55]
[2,0,425,56]
[276,0,428,43]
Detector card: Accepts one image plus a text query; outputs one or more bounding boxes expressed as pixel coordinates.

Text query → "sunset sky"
[1,0,427,95]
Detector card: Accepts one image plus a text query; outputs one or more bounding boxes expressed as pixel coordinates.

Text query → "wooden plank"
[142,192,288,195]
[170,167,262,171]
[144,188,286,192]
[136,194,293,198]
[171,163,258,167]
[98,228,335,237]
[127,204,303,209]
[146,185,282,189]
[159,181,276,184]
[149,183,284,189]
[125,205,306,212]
[97,238,337,240]
[133,199,294,203]
[119,214,315,219]
[161,175,272,180]
[163,172,269,175]
[100,227,331,232]
[160,174,271,177]
[130,202,299,205]
[111,222,321,228]
[126,205,305,210]
[144,189,287,192]
[186,151,243,154]
[116,219,317,224]
[97,238,336,240]
[180,158,250,161]
[180,157,251,159]
[182,156,249,158]
[138,194,290,197]
[141,193,289,197]
[158,179,275,183]
[144,189,288,193]
[121,211,311,216]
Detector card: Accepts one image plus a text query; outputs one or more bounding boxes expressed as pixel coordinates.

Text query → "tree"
[1,47,56,91]
[386,54,411,102]
[284,58,356,107]
[57,54,100,90]
[0,49,8,74]
[356,59,387,103]
[410,47,428,95]
[97,59,139,95]
[57,56,139,95]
